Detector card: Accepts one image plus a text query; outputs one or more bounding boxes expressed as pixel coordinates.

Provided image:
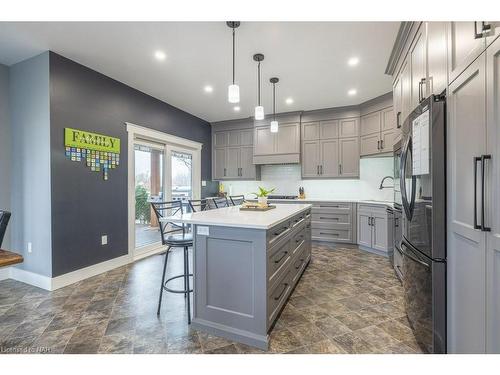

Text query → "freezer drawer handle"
[401,243,430,268]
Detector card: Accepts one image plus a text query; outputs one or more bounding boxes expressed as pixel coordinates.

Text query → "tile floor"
[0,243,423,354]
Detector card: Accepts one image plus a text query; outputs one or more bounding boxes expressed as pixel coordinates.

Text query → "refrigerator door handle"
[400,136,416,221]
[481,154,492,232]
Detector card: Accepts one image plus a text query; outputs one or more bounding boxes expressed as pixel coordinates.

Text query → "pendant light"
[270,77,279,133]
[253,53,265,120]
[227,21,240,103]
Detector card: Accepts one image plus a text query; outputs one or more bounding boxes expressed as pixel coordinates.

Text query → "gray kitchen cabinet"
[320,119,339,139]
[392,70,403,144]
[301,141,320,177]
[486,21,500,47]
[310,202,356,243]
[213,147,227,179]
[448,21,487,84]
[426,22,448,96]
[357,203,392,256]
[410,27,427,109]
[339,118,359,138]
[360,106,395,156]
[302,121,320,141]
[360,111,381,136]
[212,127,260,181]
[448,53,487,353]
[400,57,412,124]
[320,139,339,177]
[339,137,359,177]
[253,123,301,164]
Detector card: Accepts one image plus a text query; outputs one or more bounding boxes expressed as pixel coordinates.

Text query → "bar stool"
[188,199,209,212]
[211,196,229,208]
[0,210,11,248]
[151,201,193,323]
[229,195,245,206]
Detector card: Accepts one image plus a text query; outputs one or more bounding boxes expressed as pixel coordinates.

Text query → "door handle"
[418,78,426,103]
[481,154,492,232]
[340,164,342,174]
[317,165,320,175]
[320,165,323,175]
[474,21,492,39]
[380,139,384,149]
[338,164,341,175]
[396,111,402,129]
[377,140,380,150]
[224,168,226,177]
[474,156,482,230]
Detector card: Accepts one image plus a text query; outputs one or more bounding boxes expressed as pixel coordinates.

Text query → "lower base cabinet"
[357,203,393,256]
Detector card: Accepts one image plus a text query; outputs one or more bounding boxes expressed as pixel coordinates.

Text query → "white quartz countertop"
[160,203,312,230]
[247,198,394,208]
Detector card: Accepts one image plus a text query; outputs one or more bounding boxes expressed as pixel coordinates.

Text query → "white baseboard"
[133,246,166,262]
[7,253,133,291]
[0,267,10,281]
[51,254,132,290]
[10,267,52,290]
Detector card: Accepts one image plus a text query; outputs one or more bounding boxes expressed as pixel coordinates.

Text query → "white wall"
[9,52,52,277]
[222,156,394,201]
[0,64,11,248]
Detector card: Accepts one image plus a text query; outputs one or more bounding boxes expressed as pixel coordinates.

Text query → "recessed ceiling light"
[348,89,357,96]
[285,98,294,105]
[154,50,167,61]
[233,106,241,112]
[204,85,213,93]
[348,57,359,66]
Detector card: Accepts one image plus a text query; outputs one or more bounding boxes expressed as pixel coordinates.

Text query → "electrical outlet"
[27,242,32,253]
[202,180,207,187]
[101,235,108,245]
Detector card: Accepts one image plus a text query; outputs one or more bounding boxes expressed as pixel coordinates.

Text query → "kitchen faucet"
[379,176,394,190]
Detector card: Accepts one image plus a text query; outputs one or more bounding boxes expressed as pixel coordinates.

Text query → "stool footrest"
[163,273,193,294]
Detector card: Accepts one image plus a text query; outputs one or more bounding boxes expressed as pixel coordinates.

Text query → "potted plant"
[252,186,275,207]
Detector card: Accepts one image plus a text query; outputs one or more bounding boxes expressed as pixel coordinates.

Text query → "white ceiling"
[0,22,399,122]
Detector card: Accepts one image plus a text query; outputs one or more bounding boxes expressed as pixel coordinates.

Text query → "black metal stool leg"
[184,246,191,324]
[157,247,170,315]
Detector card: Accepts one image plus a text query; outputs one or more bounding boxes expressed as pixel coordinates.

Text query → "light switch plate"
[197,226,209,236]
[202,180,207,187]
[101,235,108,245]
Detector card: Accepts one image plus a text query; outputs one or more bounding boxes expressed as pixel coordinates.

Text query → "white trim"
[51,254,132,290]
[10,267,52,290]
[126,122,203,151]
[132,246,166,262]
[0,267,10,281]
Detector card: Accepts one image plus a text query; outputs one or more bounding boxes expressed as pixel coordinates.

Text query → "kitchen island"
[163,203,312,349]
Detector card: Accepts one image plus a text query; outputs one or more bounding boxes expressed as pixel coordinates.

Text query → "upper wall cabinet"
[360,107,395,156]
[212,125,260,181]
[410,27,427,109]
[253,122,300,164]
[427,22,448,96]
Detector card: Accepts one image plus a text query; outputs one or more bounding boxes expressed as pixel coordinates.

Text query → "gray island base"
[163,204,312,350]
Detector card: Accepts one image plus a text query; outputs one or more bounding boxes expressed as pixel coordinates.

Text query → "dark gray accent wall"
[9,52,52,277]
[49,52,212,276]
[0,64,11,249]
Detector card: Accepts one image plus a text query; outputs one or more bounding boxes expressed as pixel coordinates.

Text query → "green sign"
[64,128,120,153]
[64,128,120,181]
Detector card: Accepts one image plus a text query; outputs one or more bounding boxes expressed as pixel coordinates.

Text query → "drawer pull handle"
[274,283,289,301]
[295,258,306,269]
[319,232,339,236]
[295,235,304,243]
[319,217,339,220]
[273,227,289,236]
[274,251,288,264]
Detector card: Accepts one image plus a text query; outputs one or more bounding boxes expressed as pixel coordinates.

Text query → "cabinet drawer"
[268,237,291,288]
[311,202,351,210]
[358,204,389,215]
[312,227,352,242]
[290,246,310,286]
[268,268,293,326]
[312,212,351,224]
[268,220,292,245]
[290,227,306,258]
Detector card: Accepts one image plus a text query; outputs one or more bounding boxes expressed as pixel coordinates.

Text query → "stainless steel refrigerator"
[400,94,446,354]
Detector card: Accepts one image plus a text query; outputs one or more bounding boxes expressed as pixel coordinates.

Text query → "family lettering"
[64,128,120,153]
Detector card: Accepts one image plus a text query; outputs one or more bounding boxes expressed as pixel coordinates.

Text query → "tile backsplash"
[221,157,394,201]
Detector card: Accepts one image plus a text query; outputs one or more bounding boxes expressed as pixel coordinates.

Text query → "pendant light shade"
[253,53,265,120]
[227,21,240,103]
[270,77,279,133]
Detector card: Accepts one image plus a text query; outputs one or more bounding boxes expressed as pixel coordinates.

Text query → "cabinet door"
[228,130,240,146]
[339,137,359,177]
[214,131,229,147]
[254,127,275,155]
[339,118,359,138]
[360,133,381,156]
[393,73,403,128]
[240,129,253,146]
[225,147,240,178]
[427,22,448,96]
[382,107,395,132]
[448,54,487,353]
[320,119,339,139]
[213,147,227,179]
[302,122,320,141]
[239,146,255,179]
[486,36,500,353]
[380,129,395,152]
[372,213,389,253]
[410,28,427,109]
[400,58,412,125]
[357,212,372,248]
[320,139,339,177]
[302,141,320,178]
[448,22,486,84]
[276,123,300,154]
[360,111,381,136]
